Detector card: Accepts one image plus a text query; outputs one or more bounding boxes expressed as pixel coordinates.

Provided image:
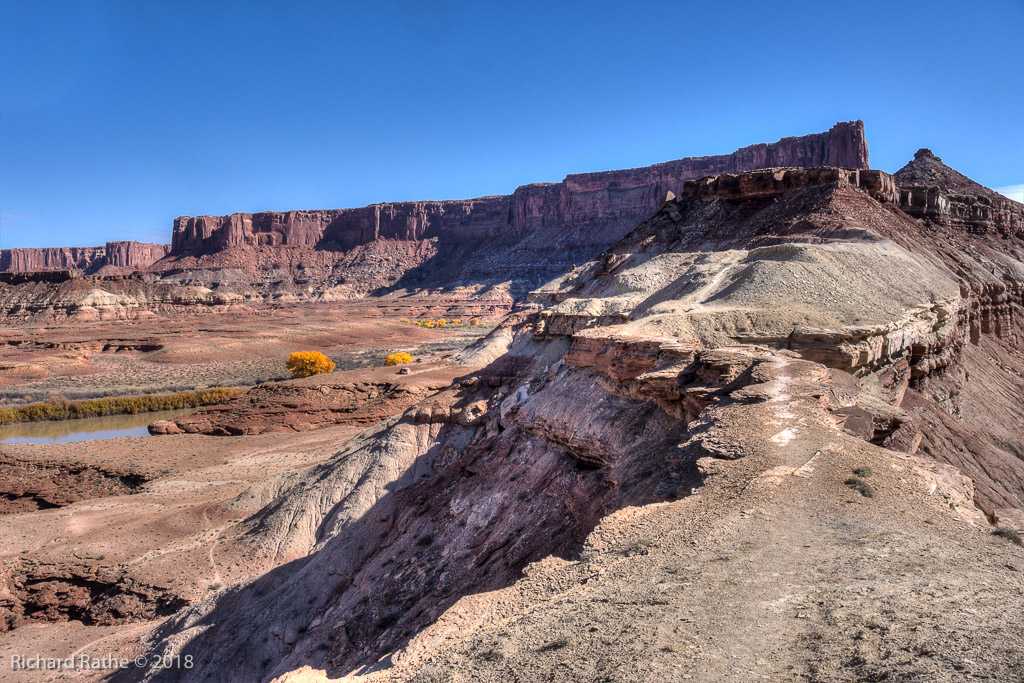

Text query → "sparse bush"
[624,537,654,556]
[286,351,335,378]
[400,318,411,324]
[385,352,413,366]
[853,466,873,478]
[845,476,875,498]
[539,635,572,651]
[992,526,1023,546]
[469,317,481,326]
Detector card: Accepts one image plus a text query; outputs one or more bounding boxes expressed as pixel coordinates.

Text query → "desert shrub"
[453,318,463,325]
[436,319,447,327]
[623,537,654,556]
[286,351,335,378]
[0,387,239,425]
[538,635,572,651]
[469,317,481,326]
[384,352,413,366]
[845,476,875,498]
[400,318,411,324]
[853,466,873,477]
[992,526,1023,546]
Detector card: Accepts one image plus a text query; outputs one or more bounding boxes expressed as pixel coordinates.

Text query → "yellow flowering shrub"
[286,351,335,378]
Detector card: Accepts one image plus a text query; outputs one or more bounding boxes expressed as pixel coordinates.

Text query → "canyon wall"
[0,241,170,275]
[0,246,106,273]
[168,120,869,255]
[100,241,172,273]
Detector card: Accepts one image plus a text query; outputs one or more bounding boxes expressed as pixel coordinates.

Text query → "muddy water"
[0,408,197,444]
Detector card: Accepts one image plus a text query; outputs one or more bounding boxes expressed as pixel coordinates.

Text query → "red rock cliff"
[0,241,171,274]
[99,241,172,274]
[0,246,106,273]
[170,121,869,255]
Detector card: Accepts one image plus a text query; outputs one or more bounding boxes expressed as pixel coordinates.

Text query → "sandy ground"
[0,425,358,681]
[0,301,494,405]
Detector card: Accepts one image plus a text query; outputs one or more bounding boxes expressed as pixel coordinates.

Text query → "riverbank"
[0,387,239,425]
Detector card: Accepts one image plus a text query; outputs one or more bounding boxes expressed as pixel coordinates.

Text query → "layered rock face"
[895,148,1024,237]
[0,246,106,273]
[169,121,869,257]
[0,241,170,275]
[146,122,871,302]
[0,275,246,322]
[99,241,172,274]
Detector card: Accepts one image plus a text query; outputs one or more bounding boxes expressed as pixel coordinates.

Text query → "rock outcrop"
[99,241,173,274]
[0,274,246,321]
[151,371,454,436]
[895,148,1024,237]
[0,241,171,275]
[0,454,154,514]
[1,558,187,632]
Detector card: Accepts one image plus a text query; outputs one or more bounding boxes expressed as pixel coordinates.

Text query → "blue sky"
[1,0,1022,249]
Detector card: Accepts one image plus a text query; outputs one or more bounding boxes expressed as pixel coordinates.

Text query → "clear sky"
[1,0,1022,249]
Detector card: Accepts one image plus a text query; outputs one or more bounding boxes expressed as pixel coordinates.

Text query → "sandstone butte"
[1,122,1024,683]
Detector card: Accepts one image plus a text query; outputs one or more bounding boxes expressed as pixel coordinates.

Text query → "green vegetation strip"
[0,387,240,425]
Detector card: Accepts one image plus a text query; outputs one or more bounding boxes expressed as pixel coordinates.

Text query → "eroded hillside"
[103,159,1024,682]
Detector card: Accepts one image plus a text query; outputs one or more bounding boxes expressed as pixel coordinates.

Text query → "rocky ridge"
[0,454,156,514]
[110,153,1024,682]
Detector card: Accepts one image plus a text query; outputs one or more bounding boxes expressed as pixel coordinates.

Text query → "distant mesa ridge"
[0,241,170,276]
[1,121,868,273]
[167,120,869,254]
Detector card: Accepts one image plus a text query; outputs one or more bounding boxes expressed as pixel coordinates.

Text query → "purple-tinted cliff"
[0,242,170,275]
[0,246,106,273]
[169,121,869,255]
[98,241,173,274]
